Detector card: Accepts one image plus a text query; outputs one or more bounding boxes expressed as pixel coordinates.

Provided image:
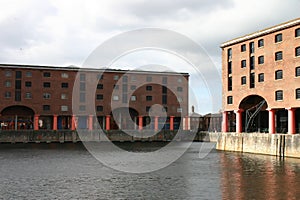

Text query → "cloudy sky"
[0,0,299,114]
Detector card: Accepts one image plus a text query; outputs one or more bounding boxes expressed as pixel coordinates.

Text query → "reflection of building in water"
[221,18,300,134]
[0,64,189,131]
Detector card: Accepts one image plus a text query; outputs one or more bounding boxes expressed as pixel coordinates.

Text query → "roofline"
[0,63,189,76]
[220,18,300,48]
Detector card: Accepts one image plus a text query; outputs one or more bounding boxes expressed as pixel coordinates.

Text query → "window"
[296,28,300,37]
[61,94,67,99]
[258,56,264,64]
[80,82,85,91]
[241,44,246,52]
[114,85,119,90]
[96,106,103,112]
[130,85,136,90]
[258,39,264,47]
[275,33,282,43]
[43,105,50,111]
[227,96,233,104]
[258,73,264,82]
[79,105,86,111]
[113,75,119,80]
[178,97,183,102]
[25,81,32,87]
[227,48,232,60]
[146,96,152,101]
[228,77,232,91]
[16,71,22,79]
[5,71,12,77]
[61,106,68,112]
[177,87,183,92]
[275,51,283,61]
[162,77,168,84]
[97,74,103,80]
[131,75,136,81]
[178,78,182,83]
[146,85,152,91]
[113,95,119,101]
[43,93,51,99]
[25,92,32,99]
[250,73,255,88]
[97,84,103,89]
[250,56,255,70]
[296,67,300,77]
[43,82,51,88]
[275,90,283,101]
[5,81,11,87]
[80,93,85,102]
[228,61,232,74]
[241,60,246,68]
[15,91,21,101]
[61,83,68,88]
[162,86,167,94]
[26,71,32,77]
[250,42,254,54]
[296,47,300,57]
[296,89,300,99]
[146,76,152,82]
[4,92,11,98]
[80,73,86,81]
[131,95,136,101]
[241,76,246,85]
[163,106,168,112]
[177,108,182,113]
[146,106,151,112]
[61,73,68,78]
[275,70,283,80]
[122,84,128,92]
[96,94,103,100]
[122,94,128,103]
[15,80,21,89]
[162,95,167,104]
[43,72,51,77]
[122,75,128,83]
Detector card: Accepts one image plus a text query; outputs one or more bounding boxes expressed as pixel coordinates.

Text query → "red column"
[170,116,174,131]
[288,108,296,134]
[71,115,76,130]
[34,114,39,130]
[222,111,228,132]
[88,115,93,131]
[268,109,276,134]
[105,115,110,131]
[154,116,159,131]
[138,116,143,130]
[235,109,243,133]
[53,114,58,131]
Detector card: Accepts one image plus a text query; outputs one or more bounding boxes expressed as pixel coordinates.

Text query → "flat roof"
[221,18,300,48]
[0,63,189,76]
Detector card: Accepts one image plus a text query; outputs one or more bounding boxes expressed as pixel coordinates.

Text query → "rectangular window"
[296,89,300,99]
[79,105,86,111]
[122,84,128,92]
[15,91,21,101]
[258,73,264,82]
[275,90,283,101]
[162,95,167,104]
[61,73,69,78]
[296,28,300,37]
[16,71,22,79]
[275,33,282,43]
[25,92,32,99]
[97,84,103,89]
[25,81,32,87]
[122,94,127,103]
[96,94,103,100]
[43,105,50,111]
[275,51,283,61]
[61,106,68,112]
[43,93,51,99]
[250,42,254,54]
[130,85,136,90]
[296,47,300,57]
[258,39,264,47]
[227,96,233,104]
[5,81,11,87]
[146,85,152,91]
[131,95,137,101]
[113,95,119,101]
[241,44,246,52]
[61,94,67,99]
[97,74,103,80]
[43,72,51,77]
[113,75,119,80]
[5,71,12,77]
[250,73,255,88]
[131,75,136,81]
[296,67,300,77]
[227,48,232,60]
[228,77,232,91]
[146,106,151,112]
[258,56,264,64]
[26,71,32,77]
[228,61,232,74]
[146,96,152,101]
[15,80,21,89]
[80,73,86,81]
[241,76,246,85]
[162,77,168,84]
[241,60,246,68]
[250,56,255,70]
[162,86,167,94]
[146,76,152,82]
[177,108,182,113]
[122,75,128,83]
[80,93,85,102]
[80,82,85,91]
[61,83,68,88]
[96,106,103,112]
[275,70,283,80]
[177,87,183,92]
[4,91,11,98]
[43,82,51,88]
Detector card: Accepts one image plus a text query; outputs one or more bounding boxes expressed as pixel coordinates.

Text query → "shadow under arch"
[239,95,268,133]
[110,107,139,130]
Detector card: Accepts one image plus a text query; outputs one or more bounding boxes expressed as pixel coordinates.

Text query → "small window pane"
[61,94,67,99]
[275,70,283,80]
[5,81,11,87]
[241,44,246,52]
[16,71,22,79]
[61,73,68,78]
[296,47,300,57]
[61,106,68,111]
[96,94,103,100]
[62,83,68,88]
[80,74,86,81]
[131,95,136,101]
[4,91,11,98]
[258,73,264,82]
[275,34,282,43]
[43,93,51,99]
[177,87,183,92]
[258,56,264,64]
[296,28,300,37]
[25,92,32,99]
[43,105,50,111]
[241,60,246,68]
[146,96,152,101]
[258,39,264,47]
[113,95,119,101]
[275,90,283,101]
[5,71,12,77]
[97,84,103,89]
[241,76,246,85]
[26,72,32,77]
[296,89,300,99]
[275,51,283,61]
[96,106,103,112]
[43,82,51,88]
[43,72,51,77]
[25,81,32,87]
[296,67,300,77]
[146,85,152,91]
[227,96,233,104]
[146,76,152,82]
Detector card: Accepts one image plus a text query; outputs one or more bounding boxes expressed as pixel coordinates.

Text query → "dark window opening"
[258,73,264,82]
[250,73,255,88]
[241,44,246,52]
[228,77,232,91]
[241,76,246,85]
[258,39,264,47]
[228,61,232,74]
[275,90,283,101]
[275,33,282,43]
[275,70,283,80]
[250,42,254,54]
[250,56,255,70]
[227,96,233,104]
[43,72,51,77]
[241,60,246,68]
[258,56,264,64]
[275,51,283,61]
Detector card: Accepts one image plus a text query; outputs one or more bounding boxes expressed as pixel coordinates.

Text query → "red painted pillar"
[53,114,58,131]
[71,115,76,130]
[235,109,243,133]
[106,115,110,131]
[138,116,143,130]
[288,108,296,134]
[268,109,276,134]
[34,114,39,130]
[170,116,174,130]
[154,116,159,131]
[222,111,228,132]
[88,115,93,131]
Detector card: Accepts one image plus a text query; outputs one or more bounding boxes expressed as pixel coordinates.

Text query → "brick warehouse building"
[221,18,300,134]
[0,64,189,131]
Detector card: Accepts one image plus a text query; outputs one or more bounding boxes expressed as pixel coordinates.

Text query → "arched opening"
[239,95,268,133]
[110,107,139,130]
[0,106,34,130]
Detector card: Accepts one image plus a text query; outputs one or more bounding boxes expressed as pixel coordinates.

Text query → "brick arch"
[1,105,35,116]
[238,95,268,110]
